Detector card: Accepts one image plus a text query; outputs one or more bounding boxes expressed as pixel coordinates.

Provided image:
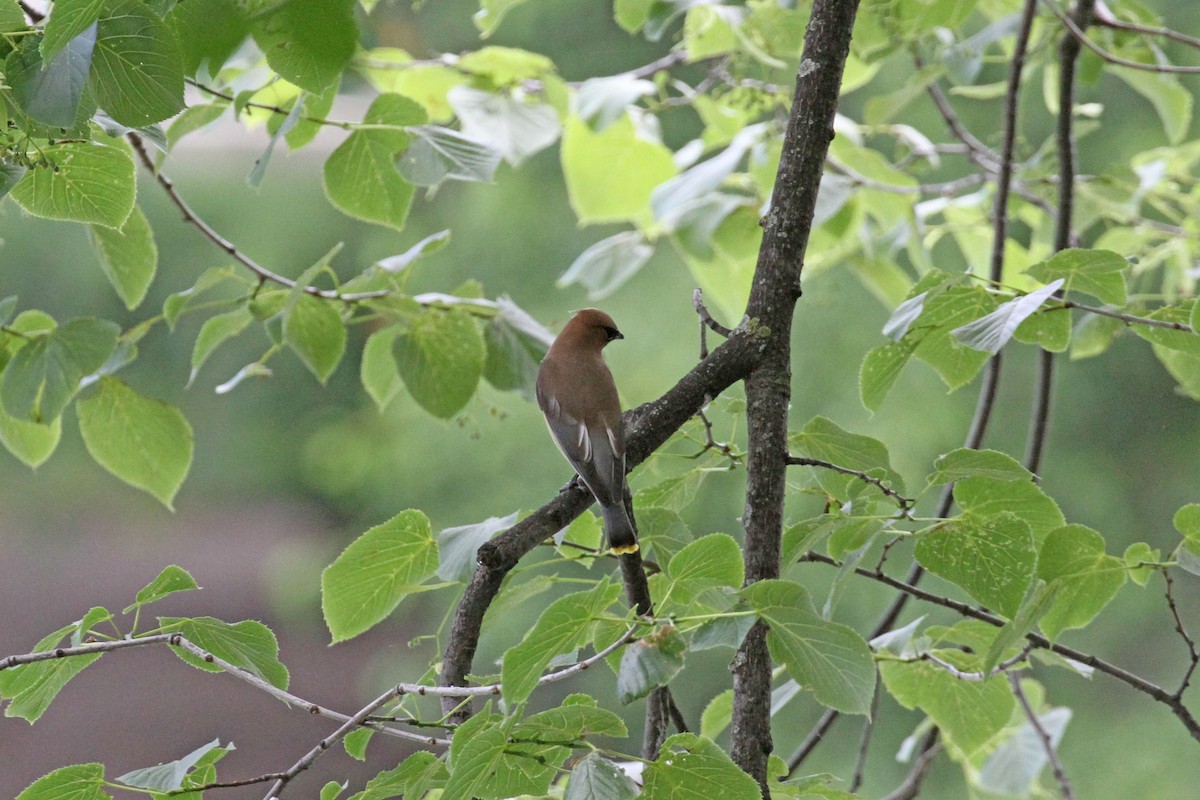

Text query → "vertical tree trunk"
[730,1,862,792]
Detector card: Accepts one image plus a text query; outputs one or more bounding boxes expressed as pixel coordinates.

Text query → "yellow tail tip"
[610,543,640,555]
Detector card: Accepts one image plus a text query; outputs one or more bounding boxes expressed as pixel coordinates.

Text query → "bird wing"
[537,384,625,506]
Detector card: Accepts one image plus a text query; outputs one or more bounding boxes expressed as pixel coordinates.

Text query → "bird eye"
[604,326,623,341]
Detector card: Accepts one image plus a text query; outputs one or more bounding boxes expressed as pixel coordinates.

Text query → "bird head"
[560,308,624,352]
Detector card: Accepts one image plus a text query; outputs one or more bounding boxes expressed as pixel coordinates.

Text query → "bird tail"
[600,501,639,555]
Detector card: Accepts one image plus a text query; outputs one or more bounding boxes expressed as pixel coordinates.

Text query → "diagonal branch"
[1009,672,1074,799]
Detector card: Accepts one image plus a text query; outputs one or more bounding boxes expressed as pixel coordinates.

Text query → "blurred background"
[2,0,1200,797]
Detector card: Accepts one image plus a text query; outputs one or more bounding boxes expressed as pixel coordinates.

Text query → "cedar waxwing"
[536,309,638,555]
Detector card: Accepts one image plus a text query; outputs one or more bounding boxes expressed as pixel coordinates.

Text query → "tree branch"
[1009,672,1074,799]
[1041,0,1200,73]
[799,551,1200,741]
[1027,0,1096,477]
[786,455,913,509]
[129,134,388,302]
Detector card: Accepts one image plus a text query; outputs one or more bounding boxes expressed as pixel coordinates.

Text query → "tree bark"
[730,1,861,793]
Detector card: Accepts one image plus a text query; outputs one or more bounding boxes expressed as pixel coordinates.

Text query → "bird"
[536,308,638,555]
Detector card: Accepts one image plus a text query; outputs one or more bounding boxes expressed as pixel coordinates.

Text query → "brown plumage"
[536,308,637,554]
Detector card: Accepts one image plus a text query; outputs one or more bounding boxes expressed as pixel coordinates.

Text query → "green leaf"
[8,26,96,127]
[675,204,761,323]
[77,377,194,508]
[166,0,250,74]
[1037,524,1126,639]
[914,512,1036,618]
[1152,343,1200,401]
[879,655,1014,756]
[481,297,552,400]
[700,689,734,739]
[2,318,120,423]
[616,625,686,704]
[741,580,876,714]
[981,579,1057,673]
[89,205,157,310]
[859,339,916,412]
[667,533,744,602]
[160,616,289,688]
[1113,68,1192,145]
[0,411,61,468]
[911,286,996,390]
[440,713,510,800]
[1175,504,1200,540]
[90,0,185,127]
[790,415,905,499]
[14,765,109,800]
[561,114,677,225]
[393,307,486,419]
[1012,305,1072,353]
[124,565,199,614]
[0,645,102,722]
[642,733,761,800]
[1132,304,1200,356]
[11,142,136,228]
[1070,312,1122,360]
[928,448,1032,484]
[1124,542,1159,586]
[321,781,346,800]
[951,280,1064,354]
[41,0,105,61]
[360,324,403,410]
[163,267,245,329]
[473,0,527,36]
[1025,248,1128,306]
[285,294,346,383]
[954,476,1066,543]
[378,751,449,798]
[189,307,253,385]
[166,101,230,151]
[322,93,425,231]
[501,580,621,705]
[514,694,628,740]
[116,739,226,791]
[558,232,655,300]
[457,45,553,86]
[321,510,439,642]
[250,0,356,94]
[564,752,639,800]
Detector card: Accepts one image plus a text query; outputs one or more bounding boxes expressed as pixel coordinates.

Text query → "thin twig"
[786,455,913,509]
[827,158,985,196]
[1163,568,1200,699]
[128,134,389,302]
[693,288,734,340]
[1009,672,1074,799]
[786,708,838,773]
[892,646,1032,682]
[849,678,881,793]
[265,687,398,799]
[167,637,447,746]
[1040,0,1200,73]
[797,551,1200,741]
[1059,298,1193,332]
[1,633,175,669]
[880,729,942,800]
[1093,2,1200,49]
[165,773,288,795]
